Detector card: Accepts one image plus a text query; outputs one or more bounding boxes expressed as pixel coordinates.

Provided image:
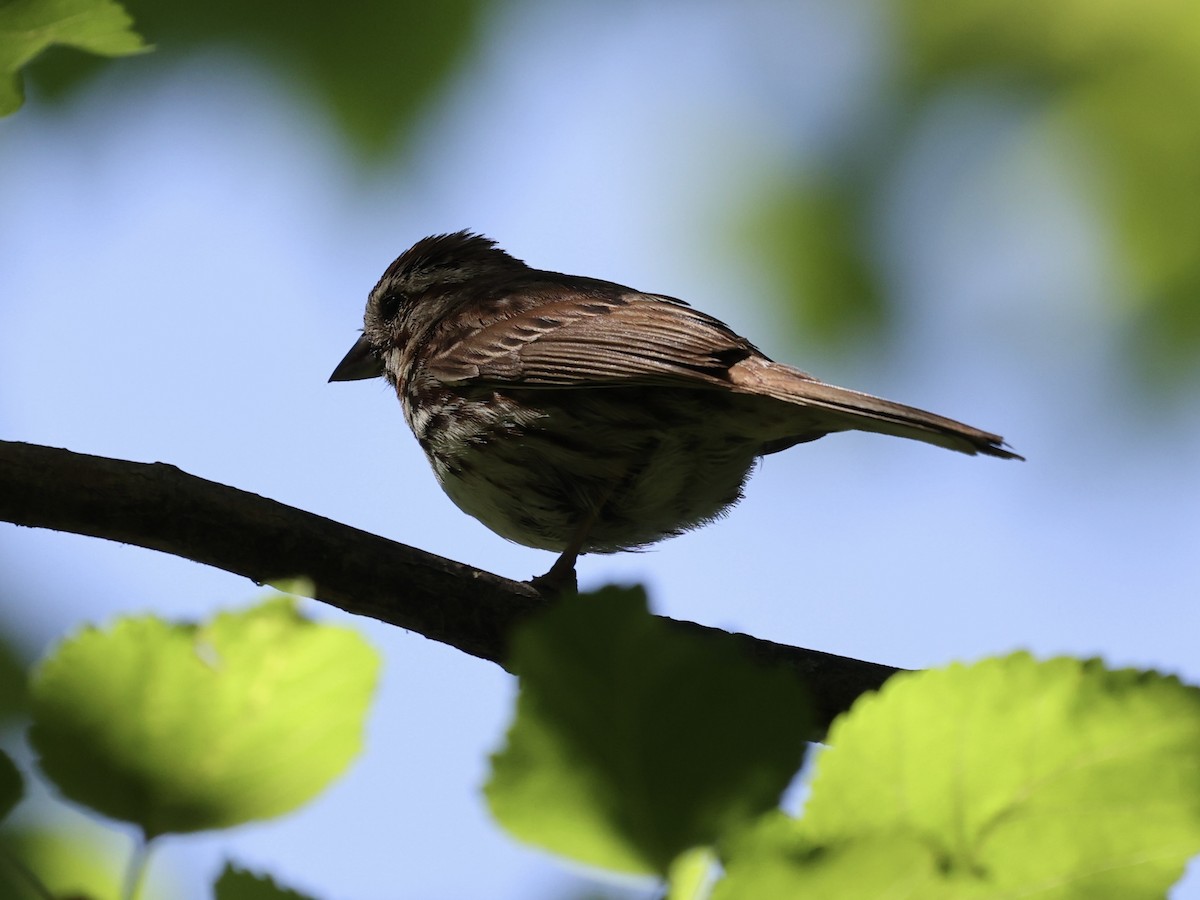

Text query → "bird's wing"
[422,286,1022,460]
[424,290,785,390]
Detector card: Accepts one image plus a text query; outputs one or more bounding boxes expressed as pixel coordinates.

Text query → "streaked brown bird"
[331,231,1020,590]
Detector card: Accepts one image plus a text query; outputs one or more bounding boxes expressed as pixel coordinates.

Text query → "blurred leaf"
[897,0,1200,379]
[215,862,317,900]
[1064,72,1200,381]
[0,627,28,719]
[1129,278,1200,387]
[665,846,716,900]
[25,0,487,156]
[0,0,146,116]
[714,813,939,899]
[485,586,811,877]
[0,825,123,900]
[898,0,1196,86]
[0,750,21,821]
[741,176,886,349]
[715,653,1200,897]
[29,596,380,837]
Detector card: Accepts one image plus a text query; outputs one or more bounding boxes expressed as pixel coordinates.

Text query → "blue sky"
[2,2,1198,897]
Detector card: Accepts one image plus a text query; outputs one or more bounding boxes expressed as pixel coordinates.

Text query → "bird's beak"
[329,335,384,382]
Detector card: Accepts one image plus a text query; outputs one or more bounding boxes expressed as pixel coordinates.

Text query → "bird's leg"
[529,479,620,596]
[530,536,585,596]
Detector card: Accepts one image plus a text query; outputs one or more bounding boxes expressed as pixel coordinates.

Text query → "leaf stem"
[122,834,154,900]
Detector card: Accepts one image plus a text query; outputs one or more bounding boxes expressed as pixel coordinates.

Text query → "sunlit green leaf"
[716,653,1200,897]
[715,812,941,900]
[30,597,380,837]
[666,846,717,900]
[215,862,318,900]
[486,586,811,876]
[0,824,124,900]
[0,0,146,116]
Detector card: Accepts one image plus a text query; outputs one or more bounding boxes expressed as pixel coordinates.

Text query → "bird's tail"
[731,357,1022,460]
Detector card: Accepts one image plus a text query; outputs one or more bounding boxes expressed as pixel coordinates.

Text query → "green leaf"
[29,596,380,837]
[24,0,485,157]
[715,813,941,900]
[0,0,146,116]
[485,586,811,876]
[215,862,318,900]
[0,628,28,719]
[715,653,1200,898]
[0,749,22,821]
[0,824,125,900]
[666,846,717,900]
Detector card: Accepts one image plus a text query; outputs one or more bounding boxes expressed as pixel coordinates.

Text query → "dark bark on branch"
[0,440,898,732]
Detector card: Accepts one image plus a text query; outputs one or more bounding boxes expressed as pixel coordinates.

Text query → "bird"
[331,231,1020,590]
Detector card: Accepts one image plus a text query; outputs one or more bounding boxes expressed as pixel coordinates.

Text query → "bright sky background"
[2,2,1198,898]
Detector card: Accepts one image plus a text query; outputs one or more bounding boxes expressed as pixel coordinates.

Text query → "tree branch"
[0,440,898,731]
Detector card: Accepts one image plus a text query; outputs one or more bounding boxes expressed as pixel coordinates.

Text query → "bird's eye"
[378,291,403,321]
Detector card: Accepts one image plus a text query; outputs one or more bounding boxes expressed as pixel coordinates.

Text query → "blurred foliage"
[11,0,1200,377]
[666,847,716,900]
[0,595,372,900]
[29,597,379,838]
[898,0,1200,378]
[486,586,811,878]
[742,175,887,349]
[746,0,1200,380]
[485,612,1200,896]
[22,0,487,156]
[712,653,1200,897]
[0,825,124,900]
[0,627,28,719]
[215,863,318,900]
[0,0,146,115]
[0,750,21,820]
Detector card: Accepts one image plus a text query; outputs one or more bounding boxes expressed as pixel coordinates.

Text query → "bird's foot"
[529,557,578,597]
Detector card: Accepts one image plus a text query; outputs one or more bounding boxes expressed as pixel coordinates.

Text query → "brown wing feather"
[730,357,1021,459]
[424,287,1021,460]
[426,291,764,389]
